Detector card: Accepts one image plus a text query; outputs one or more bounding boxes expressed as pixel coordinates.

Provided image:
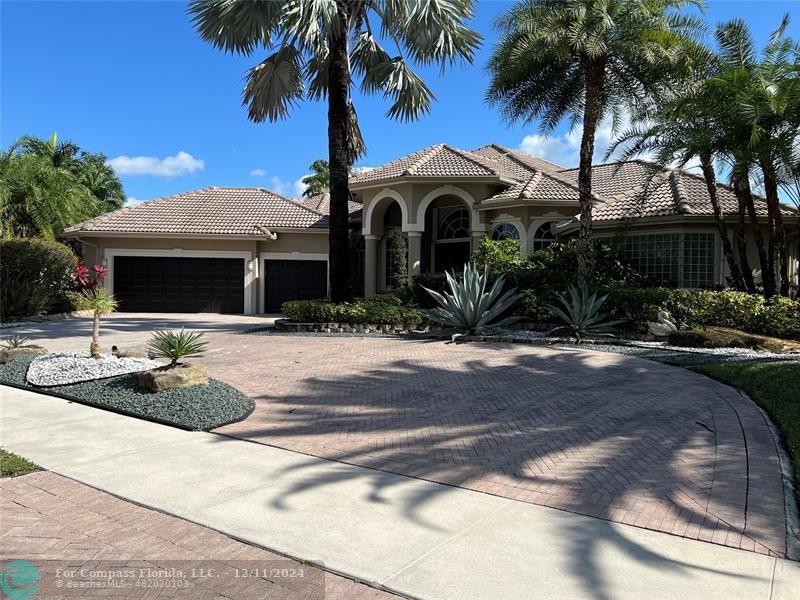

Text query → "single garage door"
[114,256,245,313]
[264,259,327,313]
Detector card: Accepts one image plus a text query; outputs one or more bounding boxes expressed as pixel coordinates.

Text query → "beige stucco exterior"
[74,230,329,315]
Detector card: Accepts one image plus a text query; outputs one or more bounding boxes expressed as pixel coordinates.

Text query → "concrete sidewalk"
[1,386,797,600]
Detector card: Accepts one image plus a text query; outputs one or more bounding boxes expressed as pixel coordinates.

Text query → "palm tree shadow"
[212,341,784,598]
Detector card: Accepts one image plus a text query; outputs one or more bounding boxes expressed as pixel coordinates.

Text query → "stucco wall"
[78,232,328,314]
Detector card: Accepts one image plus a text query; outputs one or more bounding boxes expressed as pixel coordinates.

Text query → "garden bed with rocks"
[0,355,253,431]
[26,352,161,386]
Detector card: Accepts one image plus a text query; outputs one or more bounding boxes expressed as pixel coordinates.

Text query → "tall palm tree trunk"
[327,0,352,302]
[698,157,745,290]
[733,166,773,296]
[760,161,790,296]
[576,62,605,286]
[733,185,756,293]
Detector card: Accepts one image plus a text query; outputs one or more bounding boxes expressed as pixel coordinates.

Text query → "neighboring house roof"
[296,193,363,221]
[63,187,328,236]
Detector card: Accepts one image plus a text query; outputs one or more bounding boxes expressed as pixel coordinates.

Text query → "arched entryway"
[363,194,411,295]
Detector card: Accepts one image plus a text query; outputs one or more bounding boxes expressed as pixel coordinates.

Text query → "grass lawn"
[0,448,40,477]
[693,361,799,500]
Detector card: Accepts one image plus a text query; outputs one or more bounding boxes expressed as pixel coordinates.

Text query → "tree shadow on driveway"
[211,340,788,597]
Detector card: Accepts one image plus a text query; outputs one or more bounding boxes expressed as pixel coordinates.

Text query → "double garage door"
[113,256,327,314]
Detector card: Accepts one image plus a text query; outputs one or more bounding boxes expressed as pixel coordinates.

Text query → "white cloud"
[352,165,376,174]
[268,175,307,199]
[518,120,623,168]
[124,196,146,206]
[249,168,267,177]
[107,151,205,177]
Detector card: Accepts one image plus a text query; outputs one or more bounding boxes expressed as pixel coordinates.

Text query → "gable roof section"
[348,144,508,185]
[64,187,328,236]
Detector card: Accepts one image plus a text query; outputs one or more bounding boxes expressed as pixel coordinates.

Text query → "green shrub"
[148,328,208,368]
[603,286,800,339]
[281,297,424,326]
[0,238,77,322]
[471,235,521,275]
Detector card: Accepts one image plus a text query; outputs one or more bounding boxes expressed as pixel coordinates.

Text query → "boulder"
[0,346,47,364]
[668,327,800,353]
[138,363,209,392]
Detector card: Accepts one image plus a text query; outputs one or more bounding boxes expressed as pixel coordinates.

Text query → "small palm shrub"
[421,263,523,335]
[547,286,624,342]
[148,329,208,368]
[0,335,35,349]
[77,287,118,358]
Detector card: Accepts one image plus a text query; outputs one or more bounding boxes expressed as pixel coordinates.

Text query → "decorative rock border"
[275,318,420,335]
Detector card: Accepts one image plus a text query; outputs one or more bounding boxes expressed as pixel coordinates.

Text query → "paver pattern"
[11,314,790,559]
[0,471,396,599]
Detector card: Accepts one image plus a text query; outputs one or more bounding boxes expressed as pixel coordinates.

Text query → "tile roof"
[558,161,796,221]
[348,144,507,185]
[64,187,328,236]
[296,193,363,221]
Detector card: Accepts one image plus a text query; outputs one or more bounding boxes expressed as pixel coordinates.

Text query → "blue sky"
[2,1,797,203]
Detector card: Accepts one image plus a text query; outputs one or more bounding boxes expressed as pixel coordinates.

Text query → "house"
[64,143,799,314]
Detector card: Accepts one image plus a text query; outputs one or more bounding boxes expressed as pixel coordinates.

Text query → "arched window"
[437,208,470,240]
[491,223,520,241]
[533,222,556,251]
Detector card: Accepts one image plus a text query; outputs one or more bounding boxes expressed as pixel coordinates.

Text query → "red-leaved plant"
[74,260,108,291]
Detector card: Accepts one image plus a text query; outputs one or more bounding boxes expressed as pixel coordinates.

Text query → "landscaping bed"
[0,355,253,431]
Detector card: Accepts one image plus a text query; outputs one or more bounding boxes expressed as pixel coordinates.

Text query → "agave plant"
[0,335,35,349]
[147,328,208,368]
[422,263,523,337]
[547,285,624,342]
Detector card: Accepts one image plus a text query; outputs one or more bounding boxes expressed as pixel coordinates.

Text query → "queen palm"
[189,0,480,301]
[487,0,704,284]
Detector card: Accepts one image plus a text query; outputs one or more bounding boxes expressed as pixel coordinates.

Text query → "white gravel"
[26,352,162,387]
[621,340,800,361]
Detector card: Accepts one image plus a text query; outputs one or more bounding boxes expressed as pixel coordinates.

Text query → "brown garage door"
[264,259,327,313]
[114,256,245,313]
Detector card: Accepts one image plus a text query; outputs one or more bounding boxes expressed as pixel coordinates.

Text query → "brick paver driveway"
[11,314,790,558]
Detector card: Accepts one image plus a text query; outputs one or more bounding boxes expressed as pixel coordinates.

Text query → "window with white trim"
[491,223,520,241]
[532,222,556,251]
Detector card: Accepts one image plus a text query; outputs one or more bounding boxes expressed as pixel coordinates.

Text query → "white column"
[364,234,379,297]
[407,231,423,286]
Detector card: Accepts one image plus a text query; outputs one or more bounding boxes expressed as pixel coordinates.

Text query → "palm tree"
[610,84,751,291]
[80,287,118,358]
[16,132,80,170]
[301,159,330,198]
[188,0,480,301]
[0,150,97,239]
[734,16,800,296]
[487,0,704,284]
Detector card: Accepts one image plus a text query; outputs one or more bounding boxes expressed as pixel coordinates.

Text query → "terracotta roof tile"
[64,187,328,236]
[296,193,362,221]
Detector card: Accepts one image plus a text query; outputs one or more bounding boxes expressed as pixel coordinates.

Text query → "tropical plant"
[301,159,330,198]
[78,287,118,358]
[547,285,624,342]
[147,328,208,368]
[386,228,408,289]
[421,263,523,336]
[74,260,108,291]
[189,0,480,302]
[0,239,77,322]
[487,0,704,285]
[0,335,35,349]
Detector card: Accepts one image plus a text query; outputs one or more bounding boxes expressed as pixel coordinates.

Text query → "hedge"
[281,294,424,326]
[603,286,800,340]
[0,238,77,322]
